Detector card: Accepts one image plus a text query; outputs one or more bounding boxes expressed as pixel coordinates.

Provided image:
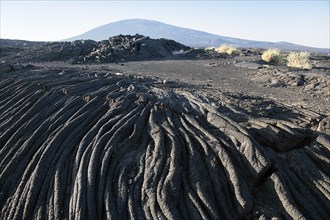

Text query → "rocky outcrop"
[71,34,189,63]
[0,65,329,219]
[234,60,330,97]
[0,35,191,64]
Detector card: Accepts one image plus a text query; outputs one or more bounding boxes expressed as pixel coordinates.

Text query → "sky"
[1,0,329,48]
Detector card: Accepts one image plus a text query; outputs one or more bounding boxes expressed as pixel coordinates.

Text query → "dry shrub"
[261,48,282,64]
[287,51,312,69]
[215,44,239,55]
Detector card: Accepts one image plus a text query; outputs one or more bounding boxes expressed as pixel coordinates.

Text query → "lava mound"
[0,66,329,219]
[1,35,190,64]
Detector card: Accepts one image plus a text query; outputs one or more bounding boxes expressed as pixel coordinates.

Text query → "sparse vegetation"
[286,51,312,69]
[261,48,282,64]
[215,44,239,55]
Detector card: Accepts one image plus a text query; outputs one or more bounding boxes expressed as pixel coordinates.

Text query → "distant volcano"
[65,19,328,53]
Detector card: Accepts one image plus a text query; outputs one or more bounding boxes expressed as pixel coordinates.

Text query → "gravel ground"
[52,57,329,116]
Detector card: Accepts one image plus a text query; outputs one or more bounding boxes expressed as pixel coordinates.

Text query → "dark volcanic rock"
[247,119,309,151]
[0,62,12,73]
[0,61,32,73]
[0,35,191,64]
[78,34,191,63]
[0,65,329,219]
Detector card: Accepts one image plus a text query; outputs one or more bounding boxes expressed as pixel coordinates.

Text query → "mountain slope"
[66,19,225,46]
[65,19,328,53]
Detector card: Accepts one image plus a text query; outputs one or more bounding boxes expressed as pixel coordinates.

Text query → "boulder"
[317,117,330,135]
[12,63,24,71]
[294,76,305,86]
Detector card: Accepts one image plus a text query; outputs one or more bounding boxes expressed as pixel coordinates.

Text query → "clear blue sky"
[1,1,329,48]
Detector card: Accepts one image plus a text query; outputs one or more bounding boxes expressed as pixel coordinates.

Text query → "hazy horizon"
[1,1,329,49]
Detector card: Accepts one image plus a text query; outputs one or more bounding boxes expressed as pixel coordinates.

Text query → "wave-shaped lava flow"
[0,66,329,219]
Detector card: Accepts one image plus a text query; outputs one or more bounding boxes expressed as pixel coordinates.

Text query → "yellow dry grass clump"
[261,48,282,64]
[286,51,312,69]
[215,44,239,55]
